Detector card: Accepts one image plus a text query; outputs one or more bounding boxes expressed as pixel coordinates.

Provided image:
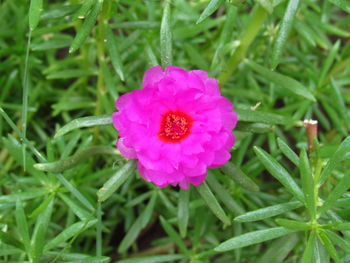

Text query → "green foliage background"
[0,0,350,262]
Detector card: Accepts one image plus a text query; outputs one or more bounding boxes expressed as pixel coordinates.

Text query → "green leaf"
[324,229,350,254]
[215,227,295,251]
[299,149,316,219]
[106,25,125,81]
[160,0,172,68]
[55,115,112,138]
[116,255,185,263]
[256,0,274,13]
[220,162,259,192]
[29,0,43,31]
[196,0,225,24]
[275,218,309,231]
[62,256,110,263]
[97,160,136,202]
[31,197,54,263]
[178,188,190,238]
[69,1,102,53]
[16,200,31,259]
[271,0,300,69]
[44,220,97,252]
[234,201,302,222]
[301,232,316,263]
[0,231,24,250]
[196,182,231,226]
[318,40,340,86]
[318,230,340,263]
[206,175,245,215]
[235,122,274,133]
[118,194,157,253]
[59,193,93,221]
[0,190,48,203]
[329,79,350,130]
[277,138,299,166]
[159,216,189,255]
[254,146,304,202]
[236,108,299,126]
[327,0,350,13]
[34,146,118,173]
[246,60,316,101]
[320,170,350,214]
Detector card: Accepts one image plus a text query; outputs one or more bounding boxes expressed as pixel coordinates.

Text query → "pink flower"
[112,66,237,189]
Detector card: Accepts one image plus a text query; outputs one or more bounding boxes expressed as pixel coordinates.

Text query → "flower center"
[158,110,193,143]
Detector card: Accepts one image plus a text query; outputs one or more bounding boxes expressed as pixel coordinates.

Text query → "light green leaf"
[246,60,316,101]
[44,220,97,252]
[196,0,225,24]
[69,1,102,53]
[55,115,112,138]
[160,0,172,68]
[327,0,350,13]
[16,200,31,259]
[277,138,299,166]
[318,230,340,263]
[97,160,136,202]
[254,146,304,202]
[215,227,295,251]
[275,218,309,231]
[178,188,190,238]
[220,162,259,192]
[320,170,350,214]
[234,201,302,222]
[106,25,125,81]
[116,255,185,263]
[196,182,231,226]
[29,0,43,31]
[301,232,316,263]
[271,0,300,69]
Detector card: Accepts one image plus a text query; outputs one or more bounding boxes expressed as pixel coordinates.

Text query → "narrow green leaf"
[256,0,274,13]
[31,197,54,263]
[196,0,224,24]
[178,188,190,238]
[97,160,136,202]
[159,216,189,255]
[44,220,97,252]
[319,40,340,86]
[30,194,55,219]
[318,230,340,263]
[275,218,309,231]
[234,201,302,222]
[55,173,95,212]
[0,231,24,250]
[106,26,125,81]
[116,255,185,263]
[299,149,316,219]
[73,0,94,20]
[59,193,93,221]
[271,0,300,69]
[324,229,350,254]
[246,60,316,101]
[118,195,157,253]
[236,108,299,126]
[29,0,43,31]
[160,0,172,68]
[34,146,118,173]
[319,136,350,185]
[16,200,31,259]
[254,146,304,202]
[329,79,350,130]
[301,232,316,263]
[55,115,112,138]
[220,162,259,192]
[196,182,231,226]
[320,170,350,214]
[277,138,299,166]
[69,1,102,53]
[62,256,110,263]
[206,175,245,215]
[215,227,295,251]
[0,190,48,203]
[327,0,350,13]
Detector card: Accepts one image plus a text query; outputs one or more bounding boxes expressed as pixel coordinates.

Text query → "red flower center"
[158,110,193,143]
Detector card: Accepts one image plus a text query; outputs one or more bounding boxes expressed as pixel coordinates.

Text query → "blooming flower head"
[112,66,237,189]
